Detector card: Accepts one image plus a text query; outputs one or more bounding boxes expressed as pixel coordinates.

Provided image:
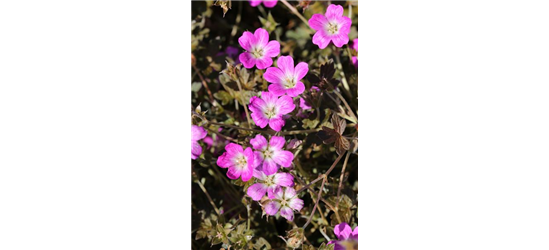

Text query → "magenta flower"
[247,169,294,201]
[249,91,295,131]
[217,143,255,182]
[308,4,352,49]
[261,187,303,221]
[264,56,308,97]
[238,28,280,69]
[249,0,277,8]
[191,125,207,160]
[328,222,358,250]
[352,38,358,68]
[250,134,294,175]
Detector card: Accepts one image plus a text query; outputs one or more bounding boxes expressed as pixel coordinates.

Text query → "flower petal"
[253,151,264,169]
[264,67,284,84]
[226,166,242,180]
[225,143,244,154]
[247,183,267,201]
[274,172,294,187]
[283,187,297,199]
[255,56,273,69]
[262,158,279,175]
[276,95,296,114]
[191,141,202,160]
[191,125,207,141]
[238,31,256,51]
[254,28,269,47]
[249,96,266,113]
[352,38,358,51]
[300,98,312,110]
[331,33,349,48]
[253,169,266,179]
[239,52,256,68]
[273,186,284,200]
[351,226,358,240]
[326,4,344,20]
[250,134,268,150]
[262,0,277,8]
[333,222,352,240]
[264,200,281,215]
[251,111,269,128]
[308,14,329,31]
[285,81,305,97]
[276,56,295,75]
[338,16,352,34]
[273,149,294,167]
[294,62,309,80]
[260,91,278,105]
[266,185,281,199]
[289,197,304,211]
[268,83,287,96]
[312,31,331,49]
[268,117,285,131]
[279,207,294,221]
[249,0,261,7]
[216,152,230,168]
[263,40,280,57]
[268,136,285,150]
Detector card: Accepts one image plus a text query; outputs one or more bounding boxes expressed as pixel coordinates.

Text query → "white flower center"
[251,47,264,59]
[263,105,277,118]
[283,77,296,88]
[264,175,275,186]
[235,155,247,169]
[326,22,340,35]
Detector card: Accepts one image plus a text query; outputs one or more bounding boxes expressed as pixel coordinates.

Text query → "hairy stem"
[297,152,346,193]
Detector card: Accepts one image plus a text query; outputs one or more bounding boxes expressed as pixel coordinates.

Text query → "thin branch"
[297,152,346,193]
[280,0,311,29]
[191,59,216,106]
[235,74,252,129]
[208,121,271,134]
[319,226,332,242]
[194,178,221,216]
[336,151,351,209]
[278,128,322,136]
[303,176,326,229]
[333,89,357,122]
[205,127,240,144]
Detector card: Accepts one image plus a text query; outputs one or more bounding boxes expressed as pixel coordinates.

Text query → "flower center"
[326,22,339,35]
[264,175,275,186]
[264,106,277,118]
[251,47,264,59]
[235,155,247,169]
[283,77,296,88]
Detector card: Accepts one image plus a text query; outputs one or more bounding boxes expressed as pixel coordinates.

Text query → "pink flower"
[308,4,352,49]
[250,134,294,175]
[264,56,308,97]
[249,0,277,8]
[217,143,255,182]
[352,38,358,68]
[246,169,294,201]
[238,28,280,69]
[328,222,358,250]
[261,187,303,221]
[191,125,207,160]
[248,91,295,131]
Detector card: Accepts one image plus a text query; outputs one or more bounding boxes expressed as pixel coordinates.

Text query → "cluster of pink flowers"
[192,4,358,232]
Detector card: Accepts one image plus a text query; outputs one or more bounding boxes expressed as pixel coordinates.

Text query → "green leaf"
[258,12,279,33]
[302,118,319,129]
[214,90,234,105]
[191,82,202,92]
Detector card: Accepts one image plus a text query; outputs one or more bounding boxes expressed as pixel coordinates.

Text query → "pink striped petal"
[351,226,358,240]
[273,150,294,167]
[285,81,305,97]
[255,56,273,69]
[249,0,261,7]
[268,117,285,131]
[254,28,269,47]
[273,172,294,187]
[264,67,285,84]
[289,197,304,211]
[247,183,267,200]
[226,167,242,180]
[326,4,344,19]
[312,31,331,49]
[334,222,352,240]
[276,56,294,75]
[279,207,294,221]
[262,0,277,8]
[264,200,280,215]
[308,14,329,31]
[251,112,269,128]
[331,33,349,48]
[294,62,309,80]
[267,83,287,97]
[276,95,296,114]
[262,158,279,175]
[191,141,202,160]
[239,52,257,69]
[263,40,280,57]
[269,136,286,149]
[238,31,256,51]
[250,134,268,150]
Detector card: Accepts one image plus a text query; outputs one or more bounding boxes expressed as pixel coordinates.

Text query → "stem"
[209,121,270,134]
[191,59,216,106]
[235,74,252,129]
[194,178,221,216]
[246,202,251,230]
[334,47,353,101]
[303,176,326,229]
[280,0,311,29]
[319,227,332,242]
[297,152,346,193]
[333,90,358,122]
[279,128,321,136]
[336,151,351,209]
[205,127,241,144]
